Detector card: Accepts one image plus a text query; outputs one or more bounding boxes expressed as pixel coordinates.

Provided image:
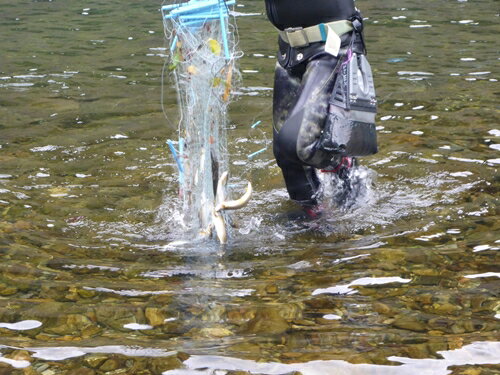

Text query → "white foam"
[30,145,60,152]
[397,71,434,76]
[0,320,42,330]
[473,245,491,252]
[123,323,153,330]
[464,272,500,279]
[32,348,86,361]
[63,264,120,272]
[450,171,473,177]
[0,357,31,369]
[323,314,342,320]
[28,345,174,361]
[84,286,172,297]
[488,129,500,137]
[177,342,500,375]
[448,156,484,164]
[110,134,128,139]
[333,254,370,264]
[312,277,411,296]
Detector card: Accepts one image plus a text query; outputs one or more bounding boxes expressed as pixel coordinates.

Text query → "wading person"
[265,0,378,218]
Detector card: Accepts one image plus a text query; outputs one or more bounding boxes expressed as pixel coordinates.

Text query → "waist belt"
[278,20,353,48]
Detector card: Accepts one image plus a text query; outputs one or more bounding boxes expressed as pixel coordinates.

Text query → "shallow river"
[0,0,499,374]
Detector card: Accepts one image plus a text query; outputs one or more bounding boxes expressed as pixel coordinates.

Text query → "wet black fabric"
[267,0,371,206]
[265,0,356,30]
[273,54,342,205]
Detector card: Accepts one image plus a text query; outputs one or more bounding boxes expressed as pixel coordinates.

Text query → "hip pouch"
[319,52,378,157]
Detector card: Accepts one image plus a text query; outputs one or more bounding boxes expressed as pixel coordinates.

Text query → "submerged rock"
[243,308,289,334]
[187,326,234,338]
[44,314,94,336]
[392,315,427,332]
[145,307,166,327]
[84,355,108,369]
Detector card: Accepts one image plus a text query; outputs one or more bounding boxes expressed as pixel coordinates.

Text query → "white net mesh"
[161,0,241,238]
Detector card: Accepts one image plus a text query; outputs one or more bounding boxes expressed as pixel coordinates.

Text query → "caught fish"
[212,208,227,244]
[215,171,228,206]
[216,182,252,211]
[210,171,253,243]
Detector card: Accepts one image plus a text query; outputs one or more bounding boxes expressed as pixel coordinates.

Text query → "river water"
[0,0,499,374]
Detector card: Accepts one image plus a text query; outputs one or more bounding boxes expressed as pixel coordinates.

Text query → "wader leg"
[272,55,340,206]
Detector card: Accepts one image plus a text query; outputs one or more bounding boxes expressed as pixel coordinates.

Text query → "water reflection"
[0,0,499,373]
[175,342,500,374]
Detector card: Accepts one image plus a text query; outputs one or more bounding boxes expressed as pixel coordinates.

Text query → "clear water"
[0,0,498,374]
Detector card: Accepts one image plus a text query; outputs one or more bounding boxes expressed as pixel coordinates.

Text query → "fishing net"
[161,0,241,239]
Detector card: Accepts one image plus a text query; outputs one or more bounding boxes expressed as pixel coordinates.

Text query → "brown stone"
[0,283,18,296]
[373,302,392,315]
[448,336,464,350]
[99,358,122,372]
[10,350,32,363]
[428,330,445,336]
[228,342,261,356]
[177,352,190,362]
[145,308,165,327]
[281,352,303,359]
[71,368,96,375]
[244,308,289,334]
[45,314,94,336]
[84,355,108,369]
[227,308,255,325]
[265,284,279,294]
[392,315,427,332]
[432,302,461,315]
[102,369,128,375]
[189,327,234,338]
[428,317,454,331]
[149,356,183,373]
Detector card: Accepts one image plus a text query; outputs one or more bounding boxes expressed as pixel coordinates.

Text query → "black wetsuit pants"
[273,54,341,206]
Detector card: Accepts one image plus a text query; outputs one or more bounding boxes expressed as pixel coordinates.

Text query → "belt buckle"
[284,26,304,33]
[284,26,309,47]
